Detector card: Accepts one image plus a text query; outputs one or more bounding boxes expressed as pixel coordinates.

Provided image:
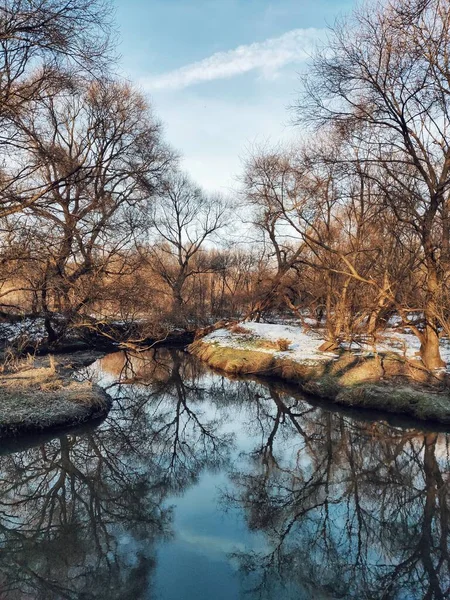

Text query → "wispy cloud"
[141,28,323,91]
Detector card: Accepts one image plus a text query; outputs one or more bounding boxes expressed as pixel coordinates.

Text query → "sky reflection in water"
[0,348,448,599]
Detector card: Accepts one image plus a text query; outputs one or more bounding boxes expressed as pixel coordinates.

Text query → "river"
[0,348,448,599]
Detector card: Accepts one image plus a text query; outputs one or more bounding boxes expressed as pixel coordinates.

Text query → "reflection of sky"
[88,350,301,599]
[154,470,267,600]
[85,349,450,600]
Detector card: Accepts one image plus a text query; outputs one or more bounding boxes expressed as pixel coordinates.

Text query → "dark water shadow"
[0,416,107,455]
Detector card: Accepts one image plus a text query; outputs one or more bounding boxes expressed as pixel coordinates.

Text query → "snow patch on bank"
[204,322,450,369]
[205,322,336,363]
[346,330,450,366]
[0,318,46,345]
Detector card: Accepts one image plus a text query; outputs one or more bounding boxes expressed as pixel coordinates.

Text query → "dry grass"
[0,358,58,390]
[1,333,39,373]
[0,354,111,435]
[0,380,110,434]
[253,337,292,352]
[0,383,110,433]
[276,338,291,351]
[229,324,251,335]
[253,339,279,350]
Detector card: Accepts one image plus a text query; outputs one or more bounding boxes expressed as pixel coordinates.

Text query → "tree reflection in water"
[0,349,231,599]
[0,349,447,600]
[222,383,450,600]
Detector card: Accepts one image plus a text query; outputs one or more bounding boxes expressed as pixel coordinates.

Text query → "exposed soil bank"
[232,372,450,433]
[189,338,450,425]
[0,352,111,437]
[0,417,108,455]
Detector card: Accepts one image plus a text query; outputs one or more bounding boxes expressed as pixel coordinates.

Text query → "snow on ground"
[0,318,46,345]
[204,321,450,368]
[205,322,337,363]
[347,330,450,365]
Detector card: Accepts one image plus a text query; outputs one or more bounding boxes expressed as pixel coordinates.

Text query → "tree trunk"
[420,261,445,370]
[171,278,186,326]
[367,271,390,335]
[319,272,339,352]
[420,320,444,370]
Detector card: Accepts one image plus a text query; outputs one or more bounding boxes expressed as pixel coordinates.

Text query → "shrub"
[276,338,292,351]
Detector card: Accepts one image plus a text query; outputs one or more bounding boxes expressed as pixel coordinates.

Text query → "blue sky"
[114,0,355,192]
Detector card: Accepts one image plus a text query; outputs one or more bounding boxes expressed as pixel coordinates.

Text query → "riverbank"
[189,322,450,424]
[0,313,197,437]
[0,314,196,357]
[0,351,111,436]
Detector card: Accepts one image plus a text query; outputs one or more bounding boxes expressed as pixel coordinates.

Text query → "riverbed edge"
[0,351,112,437]
[188,338,450,424]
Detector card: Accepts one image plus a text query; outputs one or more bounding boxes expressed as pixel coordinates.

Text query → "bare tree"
[0,0,115,219]
[243,146,309,320]
[296,0,450,369]
[0,0,113,110]
[12,79,173,341]
[146,171,229,326]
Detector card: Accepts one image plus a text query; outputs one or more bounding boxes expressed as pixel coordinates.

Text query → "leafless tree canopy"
[2,0,450,372]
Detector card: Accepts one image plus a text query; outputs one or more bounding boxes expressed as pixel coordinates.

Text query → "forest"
[1,0,450,374]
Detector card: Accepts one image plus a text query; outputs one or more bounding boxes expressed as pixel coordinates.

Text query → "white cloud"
[141,28,323,91]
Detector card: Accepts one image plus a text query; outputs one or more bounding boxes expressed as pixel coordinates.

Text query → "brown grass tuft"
[229,324,251,335]
[254,338,292,351]
[276,338,291,351]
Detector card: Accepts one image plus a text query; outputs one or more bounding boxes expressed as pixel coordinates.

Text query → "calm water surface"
[0,348,449,599]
